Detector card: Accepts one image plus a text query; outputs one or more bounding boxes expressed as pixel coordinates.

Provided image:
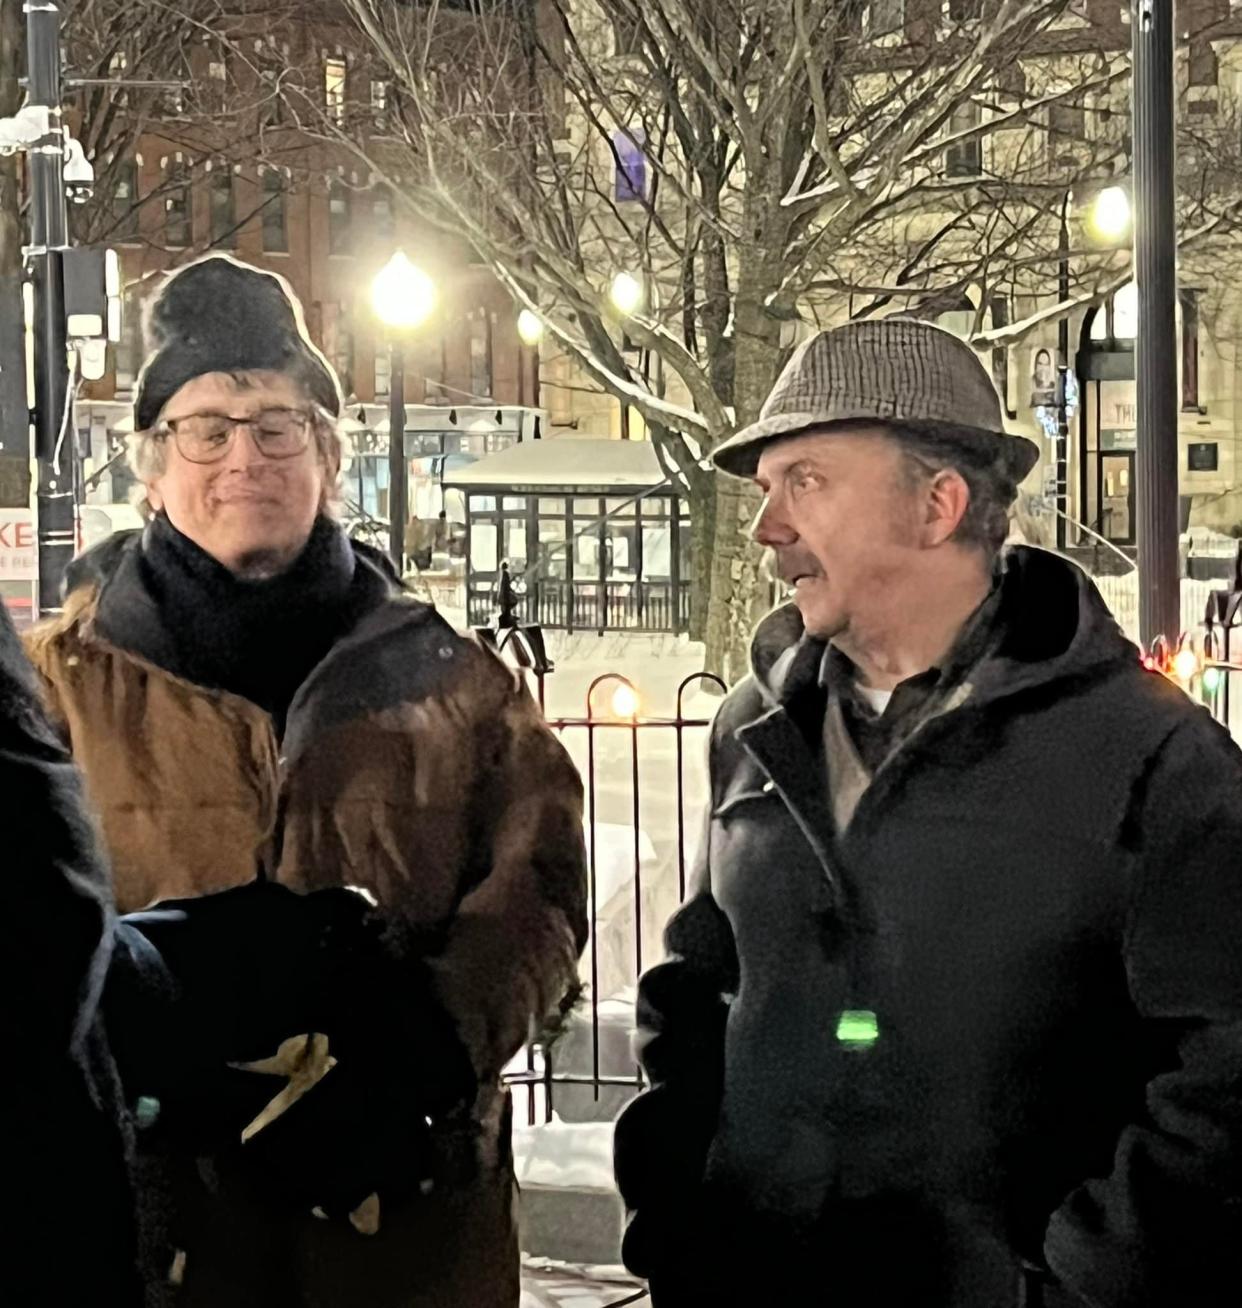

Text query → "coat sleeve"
[1043,713,1242,1308]
[0,604,140,1303]
[426,667,589,1081]
[614,730,740,1281]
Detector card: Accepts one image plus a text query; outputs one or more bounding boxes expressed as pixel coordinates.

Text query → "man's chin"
[792,593,842,640]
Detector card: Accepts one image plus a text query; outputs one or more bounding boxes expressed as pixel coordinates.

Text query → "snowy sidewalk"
[521,1259,648,1307]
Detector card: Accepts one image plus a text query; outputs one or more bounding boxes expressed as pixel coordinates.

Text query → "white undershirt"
[856,684,894,716]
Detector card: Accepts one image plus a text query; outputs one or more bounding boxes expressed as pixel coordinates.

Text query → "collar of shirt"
[818,576,1005,730]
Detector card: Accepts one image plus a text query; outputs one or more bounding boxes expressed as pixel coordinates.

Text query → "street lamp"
[371,251,436,574]
[1088,186,1132,243]
[610,271,643,315]
[516,309,543,414]
[517,308,544,345]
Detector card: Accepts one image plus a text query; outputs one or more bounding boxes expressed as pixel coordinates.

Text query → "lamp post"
[1131,0,1179,649]
[516,308,543,417]
[1056,193,1071,551]
[26,0,74,614]
[371,251,435,575]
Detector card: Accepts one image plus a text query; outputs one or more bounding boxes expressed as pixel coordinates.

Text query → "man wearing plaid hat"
[615,319,1242,1306]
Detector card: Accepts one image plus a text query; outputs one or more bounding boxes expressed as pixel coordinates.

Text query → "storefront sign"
[1101,428,1136,452]
[0,509,36,581]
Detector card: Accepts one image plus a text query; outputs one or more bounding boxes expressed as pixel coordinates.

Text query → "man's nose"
[220,421,265,470]
[750,494,797,547]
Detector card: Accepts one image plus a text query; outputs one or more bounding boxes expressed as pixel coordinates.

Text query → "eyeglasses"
[157,407,316,465]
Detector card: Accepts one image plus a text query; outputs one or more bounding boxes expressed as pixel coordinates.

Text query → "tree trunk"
[702,271,785,682]
[687,471,715,642]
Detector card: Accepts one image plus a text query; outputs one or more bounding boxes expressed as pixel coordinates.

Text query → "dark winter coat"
[0,602,139,1304]
[26,527,589,1307]
[615,546,1242,1308]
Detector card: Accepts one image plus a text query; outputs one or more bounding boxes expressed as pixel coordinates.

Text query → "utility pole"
[26,0,74,614]
[387,337,406,575]
[1055,192,1070,552]
[1132,0,1179,648]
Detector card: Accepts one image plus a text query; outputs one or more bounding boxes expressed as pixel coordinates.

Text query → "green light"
[836,1009,879,1047]
[134,1095,161,1130]
[1203,666,1223,695]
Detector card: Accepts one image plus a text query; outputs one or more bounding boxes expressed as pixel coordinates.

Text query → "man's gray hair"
[888,424,1017,558]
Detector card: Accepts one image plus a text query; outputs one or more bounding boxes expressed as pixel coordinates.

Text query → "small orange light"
[1173,648,1200,683]
[610,684,641,719]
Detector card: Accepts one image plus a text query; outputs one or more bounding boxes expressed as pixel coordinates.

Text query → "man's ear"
[922,468,971,547]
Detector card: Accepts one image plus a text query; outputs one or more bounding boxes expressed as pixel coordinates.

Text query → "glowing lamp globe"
[610,272,643,315]
[372,252,436,329]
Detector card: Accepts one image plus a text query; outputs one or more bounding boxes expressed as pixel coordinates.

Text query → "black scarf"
[96,513,391,737]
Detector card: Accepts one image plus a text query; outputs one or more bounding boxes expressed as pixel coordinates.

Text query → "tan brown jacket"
[28,575,588,1305]
[26,584,588,1085]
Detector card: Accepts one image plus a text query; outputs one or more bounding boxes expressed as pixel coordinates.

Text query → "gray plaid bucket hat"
[712,318,1039,482]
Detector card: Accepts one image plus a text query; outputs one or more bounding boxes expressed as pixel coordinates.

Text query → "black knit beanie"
[133,255,342,431]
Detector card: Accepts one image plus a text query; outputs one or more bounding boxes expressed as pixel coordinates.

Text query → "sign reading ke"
[0,509,36,581]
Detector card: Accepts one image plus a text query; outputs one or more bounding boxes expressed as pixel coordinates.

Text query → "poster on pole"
[0,509,36,582]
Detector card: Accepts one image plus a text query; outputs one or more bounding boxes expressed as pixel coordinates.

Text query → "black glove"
[105,880,475,1216]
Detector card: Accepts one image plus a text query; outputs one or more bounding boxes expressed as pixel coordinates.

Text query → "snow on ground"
[520,1259,647,1308]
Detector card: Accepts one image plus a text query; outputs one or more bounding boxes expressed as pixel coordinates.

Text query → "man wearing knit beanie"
[26,254,588,1307]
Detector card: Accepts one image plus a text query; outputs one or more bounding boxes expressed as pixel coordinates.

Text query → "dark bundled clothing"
[87,513,390,737]
[821,580,1002,772]
[0,602,139,1304]
[616,546,1242,1307]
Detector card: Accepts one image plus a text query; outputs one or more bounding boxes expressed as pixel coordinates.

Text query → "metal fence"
[469,579,692,635]
[503,669,724,1129]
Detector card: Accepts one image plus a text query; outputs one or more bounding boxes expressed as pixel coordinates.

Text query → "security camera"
[0,103,50,155]
[63,134,95,203]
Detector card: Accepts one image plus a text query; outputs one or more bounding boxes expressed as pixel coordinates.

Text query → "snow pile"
[513,1116,621,1194]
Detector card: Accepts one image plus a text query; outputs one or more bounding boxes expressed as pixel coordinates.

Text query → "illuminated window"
[325,57,347,125]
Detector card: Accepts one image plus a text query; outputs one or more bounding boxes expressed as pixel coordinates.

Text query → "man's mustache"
[772,554,825,585]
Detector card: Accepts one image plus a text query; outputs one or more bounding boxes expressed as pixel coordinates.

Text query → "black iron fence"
[1203,585,1242,737]
[502,670,724,1128]
[469,579,692,635]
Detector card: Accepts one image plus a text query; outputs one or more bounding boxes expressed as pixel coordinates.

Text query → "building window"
[943,101,982,177]
[988,295,1013,416]
[612,15,642,56]
[614,129,647,202]
[1189,42,1218,87]
[863,0,904,37]
[324,56,347,125]
[109,51,129,108]
[1188,43,1218,116]
[1180,289,1200,411]
[112,159,139,241]
[164,164,191,248]
[206,55,228,110]
[372,190,394,242]
[329,179,351,254]
[370,79,388,132]
[329,305,354,397]
[261,171,287,252]
[209,168,235,247]
[946,0,981,19]
[375,346,390,397]
[113,290,143,393]
[1048,100,1084,164]
[470,312,492,400]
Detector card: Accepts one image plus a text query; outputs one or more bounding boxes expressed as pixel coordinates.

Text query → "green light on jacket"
[836,1009,879,1047]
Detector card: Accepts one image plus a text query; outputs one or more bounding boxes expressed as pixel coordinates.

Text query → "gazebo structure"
[443,438,692,634]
